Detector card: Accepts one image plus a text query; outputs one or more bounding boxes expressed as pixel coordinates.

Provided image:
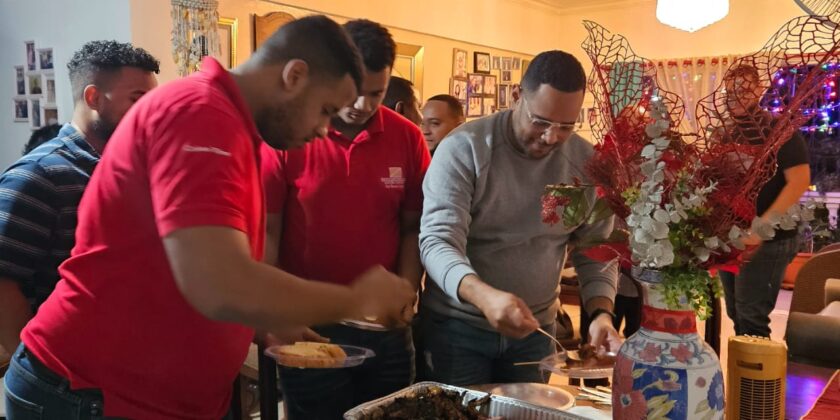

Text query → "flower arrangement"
[542,98,816,319]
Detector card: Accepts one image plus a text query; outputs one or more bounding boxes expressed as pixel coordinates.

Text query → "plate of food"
[539,344,616,379]
[264,342,375,369]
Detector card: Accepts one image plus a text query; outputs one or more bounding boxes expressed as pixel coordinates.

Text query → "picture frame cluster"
[14,41,57,129]
[450,48,529,119]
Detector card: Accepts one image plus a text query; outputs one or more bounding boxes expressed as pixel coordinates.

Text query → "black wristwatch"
[590,308,616,322]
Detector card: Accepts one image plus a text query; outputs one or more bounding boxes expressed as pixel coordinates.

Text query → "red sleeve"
[403,125,431,212]
[148,107,255,237]
[259,142,287,214]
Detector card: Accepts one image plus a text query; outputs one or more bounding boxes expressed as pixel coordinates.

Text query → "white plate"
[486,383,575,411]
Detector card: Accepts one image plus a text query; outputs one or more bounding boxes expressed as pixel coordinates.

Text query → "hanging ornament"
[171,0,220,76]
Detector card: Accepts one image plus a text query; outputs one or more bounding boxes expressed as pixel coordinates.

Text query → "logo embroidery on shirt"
[182,145,232,157]
[381,166,405,189]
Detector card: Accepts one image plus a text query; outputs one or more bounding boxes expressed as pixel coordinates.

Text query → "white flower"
[694,247,711,262]
[653,208,671,223]
[704,236,721,249]
[641,144,657,158]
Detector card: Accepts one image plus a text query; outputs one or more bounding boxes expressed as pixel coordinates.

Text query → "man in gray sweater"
[419,50,620,385]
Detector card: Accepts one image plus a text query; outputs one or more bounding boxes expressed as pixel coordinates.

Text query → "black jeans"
[278,324,414,420]
[720,236,799,337]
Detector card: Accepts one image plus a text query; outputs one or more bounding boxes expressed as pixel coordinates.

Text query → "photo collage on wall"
[13,41,57,128]
[451,48,530,120]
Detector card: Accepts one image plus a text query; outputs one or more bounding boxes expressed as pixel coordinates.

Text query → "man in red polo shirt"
[4,16,416,420]
[261,19,430,419]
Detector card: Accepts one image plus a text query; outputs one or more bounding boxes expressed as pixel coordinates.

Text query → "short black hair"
[23,123,61,155]
[67,40,160,105]
[427,94,465,119]
[383,77,416,110]
[520,50,586,94]
[343,19,396,72]
[256,15,364,90]
[728,64,760,82]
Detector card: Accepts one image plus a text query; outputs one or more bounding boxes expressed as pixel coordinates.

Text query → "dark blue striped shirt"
[0,124,99,312]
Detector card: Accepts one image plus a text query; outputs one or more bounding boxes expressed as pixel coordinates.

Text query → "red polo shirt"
[22,58,263,419]
[261,107,430,284]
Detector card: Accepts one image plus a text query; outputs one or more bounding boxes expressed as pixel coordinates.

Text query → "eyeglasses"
[521,97,576,134]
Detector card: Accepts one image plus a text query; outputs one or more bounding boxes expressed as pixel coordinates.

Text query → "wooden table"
[786,362,837,420]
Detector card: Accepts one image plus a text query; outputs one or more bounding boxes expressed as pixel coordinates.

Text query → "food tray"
[539,353,613,379]
[264,344,375,369]
[344,381,588,420]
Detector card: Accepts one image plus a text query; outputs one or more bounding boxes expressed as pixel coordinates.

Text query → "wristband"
[590,308,616,323]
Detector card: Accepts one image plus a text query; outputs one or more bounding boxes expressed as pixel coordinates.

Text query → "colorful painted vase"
[612,267,724,420]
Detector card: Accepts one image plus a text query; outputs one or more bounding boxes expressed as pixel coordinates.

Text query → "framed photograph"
[502,70,512,83]
[25,41,36,71]
[452,48,468,79]
[15,66,25,95]
[216,17,238,69]
[498,84,509,109]
[468,73,484,95]
[38,48,53,70]
[14,99,28,122]
[492,56,501,70]
[44,107,58,125]
[451,78,467,101]
[29,74,42,95]
[483,98,497,115]
[502,57,512,71]
[474,51,491,74]
[31,99,41,128]
[483,75,497,97]
[467,96,483,117]
[513,57,522,70]
[45,78,56,103]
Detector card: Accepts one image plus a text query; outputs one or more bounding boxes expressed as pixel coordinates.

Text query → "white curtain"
[654,55,740,134]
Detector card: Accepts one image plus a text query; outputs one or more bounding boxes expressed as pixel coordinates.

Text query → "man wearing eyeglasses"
[418,50,620,385]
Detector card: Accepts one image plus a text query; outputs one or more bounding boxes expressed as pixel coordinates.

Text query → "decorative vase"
[612,267,724,420]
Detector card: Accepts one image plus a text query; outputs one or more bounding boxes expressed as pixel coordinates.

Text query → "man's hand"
[478,289,539,339]
[351,266,416,328]
[588,313,622,353]
[257,328,328,347]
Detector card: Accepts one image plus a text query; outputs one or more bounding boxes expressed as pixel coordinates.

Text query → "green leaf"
[695,399,710,414]
[632,368,646,378]
[587,197,614,224]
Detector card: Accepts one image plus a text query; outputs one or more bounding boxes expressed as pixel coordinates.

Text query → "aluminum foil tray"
[344,381,587,420]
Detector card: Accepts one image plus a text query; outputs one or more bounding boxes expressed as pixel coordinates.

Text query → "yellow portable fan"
[726,336,787,420]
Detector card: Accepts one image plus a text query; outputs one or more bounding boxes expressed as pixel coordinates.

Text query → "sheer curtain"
[654,55,740,133]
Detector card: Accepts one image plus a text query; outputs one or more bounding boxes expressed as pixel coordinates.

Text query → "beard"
[90,116,118,143]
[256,96,309,150]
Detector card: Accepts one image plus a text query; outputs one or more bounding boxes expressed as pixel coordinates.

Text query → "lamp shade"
[656,0,729,32]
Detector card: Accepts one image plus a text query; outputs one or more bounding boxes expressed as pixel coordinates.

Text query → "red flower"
[614,390,647,420]
[595,186,607,198]
[670,344,692,363]
[639,343,662,363]
[696,377,707,388]
[614,355,635,391]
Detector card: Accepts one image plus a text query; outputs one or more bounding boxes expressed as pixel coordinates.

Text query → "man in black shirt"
[719,64,810,337]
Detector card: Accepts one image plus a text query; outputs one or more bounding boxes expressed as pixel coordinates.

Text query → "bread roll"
[274,342,347,368]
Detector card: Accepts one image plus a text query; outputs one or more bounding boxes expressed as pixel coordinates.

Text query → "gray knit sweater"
[419,109,618,330]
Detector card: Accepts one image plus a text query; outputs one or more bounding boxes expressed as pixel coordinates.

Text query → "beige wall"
[128,0,807,95]
[218,0,540,102]
[557,0,805,63]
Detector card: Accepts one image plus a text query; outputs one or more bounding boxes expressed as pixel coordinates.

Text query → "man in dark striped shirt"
[0,41,159,355]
